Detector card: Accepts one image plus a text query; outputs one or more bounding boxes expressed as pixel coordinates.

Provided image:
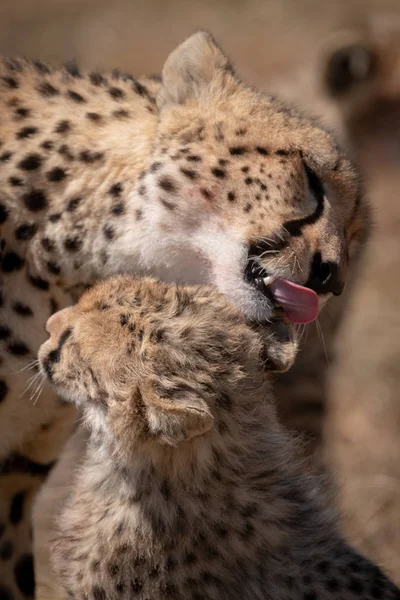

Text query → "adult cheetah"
[0,31,366,598]
[36,276,400,600]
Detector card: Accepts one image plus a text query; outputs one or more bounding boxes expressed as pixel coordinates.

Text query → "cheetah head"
[125,31,368,326]
[38,276,296,450]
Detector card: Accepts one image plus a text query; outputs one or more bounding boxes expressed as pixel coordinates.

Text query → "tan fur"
[35,276,400,600]
[0,31,365,597]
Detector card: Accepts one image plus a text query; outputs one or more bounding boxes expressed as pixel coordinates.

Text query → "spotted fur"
[35,276,400,600]
[0,31,367,598]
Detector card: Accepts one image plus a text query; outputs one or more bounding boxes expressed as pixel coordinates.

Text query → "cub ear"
[157,31,234,109]
[143,382,214,446]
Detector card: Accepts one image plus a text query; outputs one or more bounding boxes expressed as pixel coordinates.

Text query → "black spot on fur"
[161,199,176,211]
[119,313,130,327]
[160,480,171,501]
[66,197,81,211]
[47,167,67,182]
[47,261,61,275]
[41,140,54,150]
[187,155,201,162]
[201,188,212,201]
[0,539,13,561]
[0,325,11,340]
[348,578,364,594]
[79,150,104,163]
[18,154,42,171]
[65,61,81,78]
[55,120,71,134]
[15,107,30,119]
[0,205,8,224]
[2,252,24,272]
[245,177,253,185]
[0,583,14,600]
[150,162,162,172]
[109,182,123,197]
[212,168,226,178]
[12,302,33,317]
[256,147,269,156]
[86,112,102,122]
[112,109,130,119]
[37,82,60,97]
[229,146,247,156]
[8,341,30,356]
[9,491,26,526]
[49,213,62,222]
[23,189,48,211]
[108,563,119,577]
[133,81,148,96]
[180,167,197,180]
[41,237,56,252]
[109,87,125,99]
[111,202,125,216]
[16,126,38,140]
[0,152,13,162]
[58,144,74,161]
[0,380,8,404]
[67,89,86,103]
[33,60,50,74]
[89,72,107,86]
[2,76,18,89]
[64,236,82,252]
[92,586,106,600]
[103,225,115,240]
[9,176,23,187]
[29,275,49,291]
[14,554,35,597]
[227,191,235,202]
[158,176,176,193]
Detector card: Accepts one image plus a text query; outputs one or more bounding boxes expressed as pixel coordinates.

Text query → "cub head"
[322,16,400,169]
[38,276,297,452]
[128,31,369,324]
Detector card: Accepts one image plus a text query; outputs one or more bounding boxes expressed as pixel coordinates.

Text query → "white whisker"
[15,358,40,374]
[316,318,329,365]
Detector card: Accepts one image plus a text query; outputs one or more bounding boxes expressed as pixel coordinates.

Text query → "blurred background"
[2,0,400,588]
[0,0,398,84]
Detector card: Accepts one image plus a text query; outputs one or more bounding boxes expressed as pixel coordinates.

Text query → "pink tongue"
[269,279,319,324]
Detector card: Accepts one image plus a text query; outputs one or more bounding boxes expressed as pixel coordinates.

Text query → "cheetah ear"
[143,383,214,446]
[157,31,234,109]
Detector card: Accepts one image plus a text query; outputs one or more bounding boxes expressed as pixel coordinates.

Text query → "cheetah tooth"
[263,276,274,287]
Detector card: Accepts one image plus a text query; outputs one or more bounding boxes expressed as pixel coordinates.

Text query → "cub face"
[322,16,400,169]
[38,276,297,451]
[125,32,368,323]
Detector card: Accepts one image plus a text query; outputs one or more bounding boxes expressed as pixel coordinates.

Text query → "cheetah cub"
[38,277,400,600]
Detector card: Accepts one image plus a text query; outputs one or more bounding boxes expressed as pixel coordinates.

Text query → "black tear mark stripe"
[0,453,55,477]
[42,327,72,380]
[283,163,325,237]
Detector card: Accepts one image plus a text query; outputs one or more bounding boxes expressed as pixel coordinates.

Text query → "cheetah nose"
[45,308,71,335]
